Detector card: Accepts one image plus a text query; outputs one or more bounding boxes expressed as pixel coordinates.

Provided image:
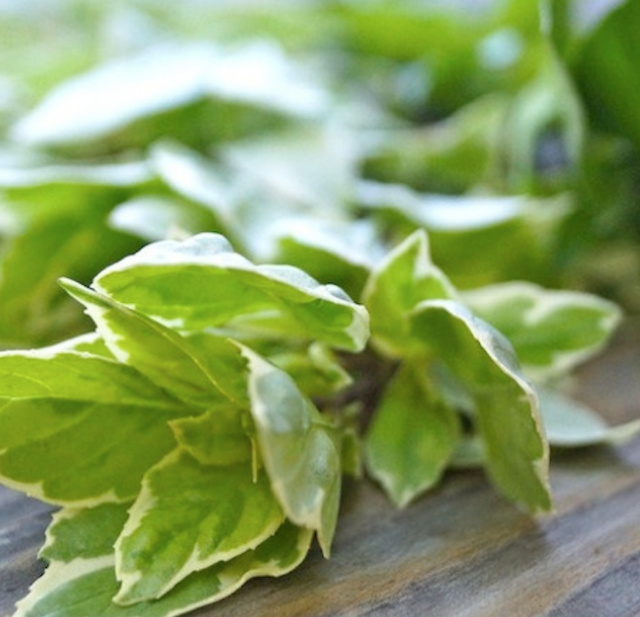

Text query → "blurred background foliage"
[0,0,638,348]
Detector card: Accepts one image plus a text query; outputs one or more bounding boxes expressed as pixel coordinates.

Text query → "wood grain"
[2,328,640,617]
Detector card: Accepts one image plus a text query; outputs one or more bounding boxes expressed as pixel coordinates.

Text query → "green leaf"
[241,345,341,557]
[93,232,369,352]
[365,362,460,508]
[114,448,284,604]
[269,342,353,400]
[60,278,244,409]
[362,229,454,357]
[0,349,186,505]
[408,300,552,513]
[569,0,640,150]
[170,409,252,467]
[357,182,570,289]
[273,218,381,300]
[0,160,152,222]
[10,41,327,152]
[40,502,132,564]
[538,387,640,447]
[0,214,140,347]
[15,519,312,617]
[462,281,622,380]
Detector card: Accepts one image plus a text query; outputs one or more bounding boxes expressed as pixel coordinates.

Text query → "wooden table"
[2,327,640,617]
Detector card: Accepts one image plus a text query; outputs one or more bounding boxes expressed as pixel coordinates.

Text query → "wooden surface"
[2,326,640,617]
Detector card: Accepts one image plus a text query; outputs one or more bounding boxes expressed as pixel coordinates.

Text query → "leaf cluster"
[0,1,639,616]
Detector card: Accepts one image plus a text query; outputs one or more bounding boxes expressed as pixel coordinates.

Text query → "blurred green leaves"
[1,2,639,617]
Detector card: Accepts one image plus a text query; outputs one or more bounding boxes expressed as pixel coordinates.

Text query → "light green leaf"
[170,409,252,467]
[462,281,622,380]
[114,448,284,604]
[8,44,219,147]
[11,41,327,151]
[409,300,552,513]
[242,345,341,557]
[538,387,640,447]
[569,0,640,150]
[273,217,383,300]
[269,342,353,400]
[362,229,454,357]
[0,213,140,348]
[0,160,152,223]
[365,362,460,508]
[357,181,571,289]
[60,278,242,409]
[93,232,369,352]
[15,519,311,617]
[0,350,186,505]
[40,502,132,564]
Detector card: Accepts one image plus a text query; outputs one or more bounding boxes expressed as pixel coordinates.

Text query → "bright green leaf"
[15,518,311,617]
[362,229,454,357]
[269,342,353,400]
[93,232,369,352]
[409,300,552,513]
[170,409,252,467]
[242,345,341,557]
[463,281,622,380]
[114,448,284,604]
[0,349,186,505]
[60,278,239,409]
[40,502,131,564]
[365,362,460,508]
[357,182,571,289]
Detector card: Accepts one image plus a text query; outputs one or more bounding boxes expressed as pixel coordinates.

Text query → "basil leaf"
[93,232,369,352]
[114,449,284,604]
[242,345,341,557]
[538,387,640,447]
[11,41,327,152]
[60,278,242,408]
[463,281,622,380]
[40,502,131,564]
[409,300,552,513]
[365,362,460,507]
[15,519,311,617]
[357,182,570,289]
[269,343,353,400]
[0,214,139,348]
[362,229,454,357]
[170,409,252,467]
[0,350,186,505]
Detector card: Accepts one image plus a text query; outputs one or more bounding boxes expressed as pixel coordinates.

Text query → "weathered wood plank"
[0,490,51,617]
[1,329,640,617]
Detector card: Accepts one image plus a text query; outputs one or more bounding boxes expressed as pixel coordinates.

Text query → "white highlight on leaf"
[0,160,152,188]
[81,303,132,364]
[12,41,328,147]
[356,180,531,231]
